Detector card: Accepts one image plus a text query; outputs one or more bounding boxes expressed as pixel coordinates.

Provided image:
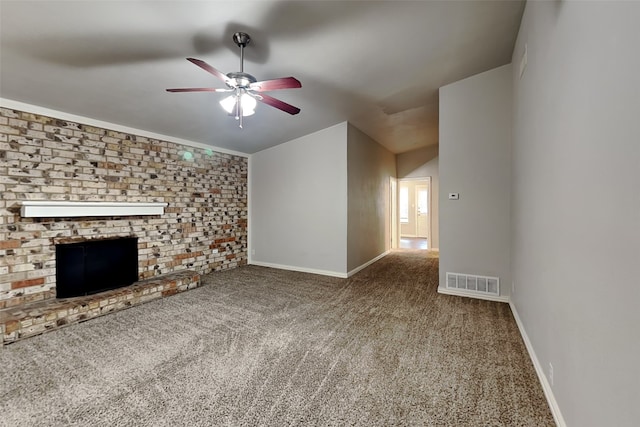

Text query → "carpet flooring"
[0,250,554,426]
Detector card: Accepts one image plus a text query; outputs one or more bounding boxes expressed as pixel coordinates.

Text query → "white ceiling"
[0,1,524,154]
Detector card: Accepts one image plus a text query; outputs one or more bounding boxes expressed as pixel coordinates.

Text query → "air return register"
[446,272,499,297]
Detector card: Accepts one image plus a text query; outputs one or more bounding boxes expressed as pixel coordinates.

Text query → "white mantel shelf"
[21,201,169,218]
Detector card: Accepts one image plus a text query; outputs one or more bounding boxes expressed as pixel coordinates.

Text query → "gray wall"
[346,124,396,272]
[439,64,512,297]
[250,122,348,275]
[511,2,640,426]
[250,121,396,277]
[397,146,439,249]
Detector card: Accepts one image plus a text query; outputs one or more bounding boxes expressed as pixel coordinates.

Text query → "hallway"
[399,237,428,250]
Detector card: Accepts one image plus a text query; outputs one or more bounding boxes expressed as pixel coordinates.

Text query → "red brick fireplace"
[0,106,248,345]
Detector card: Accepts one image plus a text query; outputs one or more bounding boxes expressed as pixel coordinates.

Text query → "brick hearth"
[0,270,199,346]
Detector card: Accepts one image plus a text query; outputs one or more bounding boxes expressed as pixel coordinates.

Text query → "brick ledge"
[0,270,200,346]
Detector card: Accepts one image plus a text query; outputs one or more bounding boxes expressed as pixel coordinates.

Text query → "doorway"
[397,177,431,249]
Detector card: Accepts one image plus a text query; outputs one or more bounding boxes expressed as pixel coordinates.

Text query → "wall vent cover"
[446,272,499,296]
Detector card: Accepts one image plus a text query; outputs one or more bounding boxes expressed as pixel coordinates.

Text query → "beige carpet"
[0,250,554,426]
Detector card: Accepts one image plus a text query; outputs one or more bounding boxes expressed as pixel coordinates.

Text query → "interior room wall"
[396,145,439,249]
[511,2,640,426]
[250,122,348,276]
[346,123,395,273]
[439,64,512,298]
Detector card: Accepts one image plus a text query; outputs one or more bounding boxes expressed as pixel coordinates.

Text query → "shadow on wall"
[397,145,438,178]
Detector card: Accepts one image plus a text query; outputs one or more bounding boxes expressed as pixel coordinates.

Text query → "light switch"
[448,193,459,200]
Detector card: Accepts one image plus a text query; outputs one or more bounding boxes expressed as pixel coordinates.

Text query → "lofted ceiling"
[0,1,524,154]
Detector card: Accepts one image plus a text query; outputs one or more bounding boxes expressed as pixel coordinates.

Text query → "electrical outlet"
[251,249,255,256]
[512,281,515,294]
[548,362,554,387]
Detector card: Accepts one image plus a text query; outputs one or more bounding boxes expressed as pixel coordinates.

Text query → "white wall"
[397,146,439,249]
[346,124,396,272]
[250,122,348,276]
[511,2,640,426]
[439,64,512,297]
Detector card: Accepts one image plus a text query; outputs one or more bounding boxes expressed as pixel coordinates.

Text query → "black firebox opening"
[56,237,138,298]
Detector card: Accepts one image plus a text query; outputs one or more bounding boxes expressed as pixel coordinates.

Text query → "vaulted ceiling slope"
[0,1,525,154]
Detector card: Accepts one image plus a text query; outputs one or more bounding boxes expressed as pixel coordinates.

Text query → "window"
[418,188,428,214]
[400,186,409,223]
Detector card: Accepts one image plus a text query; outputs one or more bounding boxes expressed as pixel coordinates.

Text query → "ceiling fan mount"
[166,32,301,128]
[226,32,256,88]
[232,31,251,48]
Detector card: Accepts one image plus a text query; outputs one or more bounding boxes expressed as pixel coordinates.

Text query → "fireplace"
[56,237,139,298]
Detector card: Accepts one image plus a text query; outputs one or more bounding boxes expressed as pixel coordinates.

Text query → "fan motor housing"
[226,72,257,88]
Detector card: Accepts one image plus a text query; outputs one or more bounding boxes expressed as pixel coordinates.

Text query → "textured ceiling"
[0,1,525,154]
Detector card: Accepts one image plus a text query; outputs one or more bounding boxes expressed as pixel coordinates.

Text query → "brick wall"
[0,107,248,309]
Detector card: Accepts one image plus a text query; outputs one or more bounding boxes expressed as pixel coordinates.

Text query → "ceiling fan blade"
[256,93,301,115]
[186,58,230,84]
[166,88,232,93]
[249,77,302,92]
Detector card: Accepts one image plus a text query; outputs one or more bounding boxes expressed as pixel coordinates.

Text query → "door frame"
[395,177,431,248]
[390,177,398,249]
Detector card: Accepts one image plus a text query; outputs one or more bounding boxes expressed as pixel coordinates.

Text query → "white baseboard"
[429,247,439,252]
[347,251,390,277]
[437,288,565,425]
[509,301,566,427]
[248,261,348,278]
[249,251,390,280]
[437,287,510,303]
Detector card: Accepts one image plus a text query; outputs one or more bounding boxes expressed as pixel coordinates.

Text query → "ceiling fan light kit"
[220,92,256,117]
[167,32,302,128]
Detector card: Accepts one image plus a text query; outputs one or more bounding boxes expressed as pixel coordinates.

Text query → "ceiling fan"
[167,32,301,128]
